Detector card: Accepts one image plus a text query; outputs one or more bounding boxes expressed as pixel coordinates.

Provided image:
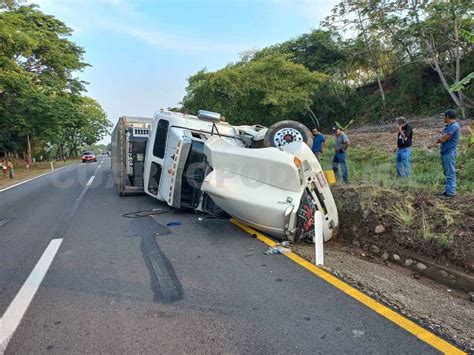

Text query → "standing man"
[395,117,413,177]
[7,160,14,179]
[311,127,326,162]
[333,127,350,182]
[437,109,461,197]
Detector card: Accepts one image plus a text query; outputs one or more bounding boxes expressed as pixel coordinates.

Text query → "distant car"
[82,151,97,163]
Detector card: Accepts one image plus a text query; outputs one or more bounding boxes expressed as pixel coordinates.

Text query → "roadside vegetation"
[0,1,111,164]
[319,137,474,193]
[0,158,77,189]
[179,1,474,268]
[182,1,473,129]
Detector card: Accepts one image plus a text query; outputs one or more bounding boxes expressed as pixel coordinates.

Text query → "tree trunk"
[375,73,386,102]
[433,60,465,118]
[425,31,466,118]
[357,10,386,104]
[26,133,32,166]
[453,13,465,117]
[329,77,347,108]
[417,7,466,118]
[308,108,320,129]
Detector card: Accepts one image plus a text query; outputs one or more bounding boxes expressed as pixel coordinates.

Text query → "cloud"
[100,20,245,54]
[28,0,246,54]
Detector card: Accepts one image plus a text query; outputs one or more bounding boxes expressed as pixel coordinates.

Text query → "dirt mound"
[332,185,474,273]
[348,117,472,153]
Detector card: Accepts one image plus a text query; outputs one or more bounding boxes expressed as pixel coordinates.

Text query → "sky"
[29,0,339,144]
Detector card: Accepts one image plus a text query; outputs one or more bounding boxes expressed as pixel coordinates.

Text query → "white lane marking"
[0,163,79,193]
[86,176,95,186]
[0,239,63,353]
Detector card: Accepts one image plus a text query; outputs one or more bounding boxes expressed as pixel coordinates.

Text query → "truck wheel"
[263,120,312,148]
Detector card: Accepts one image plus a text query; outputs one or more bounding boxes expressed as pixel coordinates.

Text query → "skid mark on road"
[231,218,466,355]
[0,239,63,354]
[125,217,182,303]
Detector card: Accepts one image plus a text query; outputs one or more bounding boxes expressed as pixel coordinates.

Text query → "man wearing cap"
[395,117,413,177]
[311,127,326,162]
[333,127,350,182]
[437,109,461,197]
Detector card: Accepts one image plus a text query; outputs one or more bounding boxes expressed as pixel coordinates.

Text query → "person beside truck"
[311,127,326,162]
[395,117,413,178]
[437,109,461,198]
[332,127,350,183]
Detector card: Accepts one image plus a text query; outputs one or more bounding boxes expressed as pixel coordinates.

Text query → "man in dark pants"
[395,117,413,177]
[332,127,350,182]
[311,127,326,162]
[437,109,461,197]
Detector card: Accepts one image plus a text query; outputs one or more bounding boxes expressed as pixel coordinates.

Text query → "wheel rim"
[273,128,304,147]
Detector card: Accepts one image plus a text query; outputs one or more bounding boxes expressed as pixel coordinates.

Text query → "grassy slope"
[319,138,473,194]
[0,159,78,189]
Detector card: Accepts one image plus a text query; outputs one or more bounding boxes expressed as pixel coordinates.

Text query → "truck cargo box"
[111,116,152,195]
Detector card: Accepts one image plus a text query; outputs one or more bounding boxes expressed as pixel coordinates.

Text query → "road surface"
[0,158,453,353]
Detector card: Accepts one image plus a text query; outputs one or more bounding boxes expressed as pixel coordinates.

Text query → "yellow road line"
[230,218,465,355]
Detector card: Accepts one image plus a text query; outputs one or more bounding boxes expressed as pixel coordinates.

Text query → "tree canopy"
[0,4,111,160]
[183,55,327,126]
[183,0,474,126]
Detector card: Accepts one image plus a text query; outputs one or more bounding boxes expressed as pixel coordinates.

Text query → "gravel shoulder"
[294,241,474,352]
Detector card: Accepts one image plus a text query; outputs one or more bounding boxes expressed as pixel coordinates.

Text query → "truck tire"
[263,120,313,148]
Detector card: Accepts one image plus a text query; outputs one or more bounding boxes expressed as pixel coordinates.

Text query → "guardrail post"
[50,161,54,171]
[314,210,324,266]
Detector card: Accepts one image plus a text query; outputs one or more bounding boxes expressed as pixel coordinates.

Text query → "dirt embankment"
[348,116,472,153]
[330,115,474,274]
[332,185,474,276]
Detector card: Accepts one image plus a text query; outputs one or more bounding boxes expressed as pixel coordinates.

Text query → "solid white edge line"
[0,239,63,353]
[86,176,95,186]
[0,163,79,193]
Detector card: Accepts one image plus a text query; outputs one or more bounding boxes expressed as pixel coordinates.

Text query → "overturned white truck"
[136,109,339,243]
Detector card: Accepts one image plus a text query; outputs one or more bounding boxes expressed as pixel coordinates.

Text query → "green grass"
[320,138,474,194]
[0,159,78,189]
[389,201,415,228]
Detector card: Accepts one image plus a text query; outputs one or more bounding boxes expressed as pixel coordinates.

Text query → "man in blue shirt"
[333,127,350,182]
[311,127,326,162]
[437,109,461,197]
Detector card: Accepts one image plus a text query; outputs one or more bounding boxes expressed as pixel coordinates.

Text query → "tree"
[60,96,111,157]
[451,30,474,93]
[325,1,390,105]
[0,4,108,160]
[183,55,326,127]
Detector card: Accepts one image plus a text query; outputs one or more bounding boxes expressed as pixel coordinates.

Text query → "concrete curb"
[359,241,474,293]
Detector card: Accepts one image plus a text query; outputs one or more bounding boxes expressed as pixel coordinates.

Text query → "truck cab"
[143,110,338,242]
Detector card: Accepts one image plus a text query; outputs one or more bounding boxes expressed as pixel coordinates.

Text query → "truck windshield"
[153,119,169,158]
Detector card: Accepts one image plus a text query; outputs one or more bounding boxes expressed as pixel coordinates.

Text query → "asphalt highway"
[0,158,445,353]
